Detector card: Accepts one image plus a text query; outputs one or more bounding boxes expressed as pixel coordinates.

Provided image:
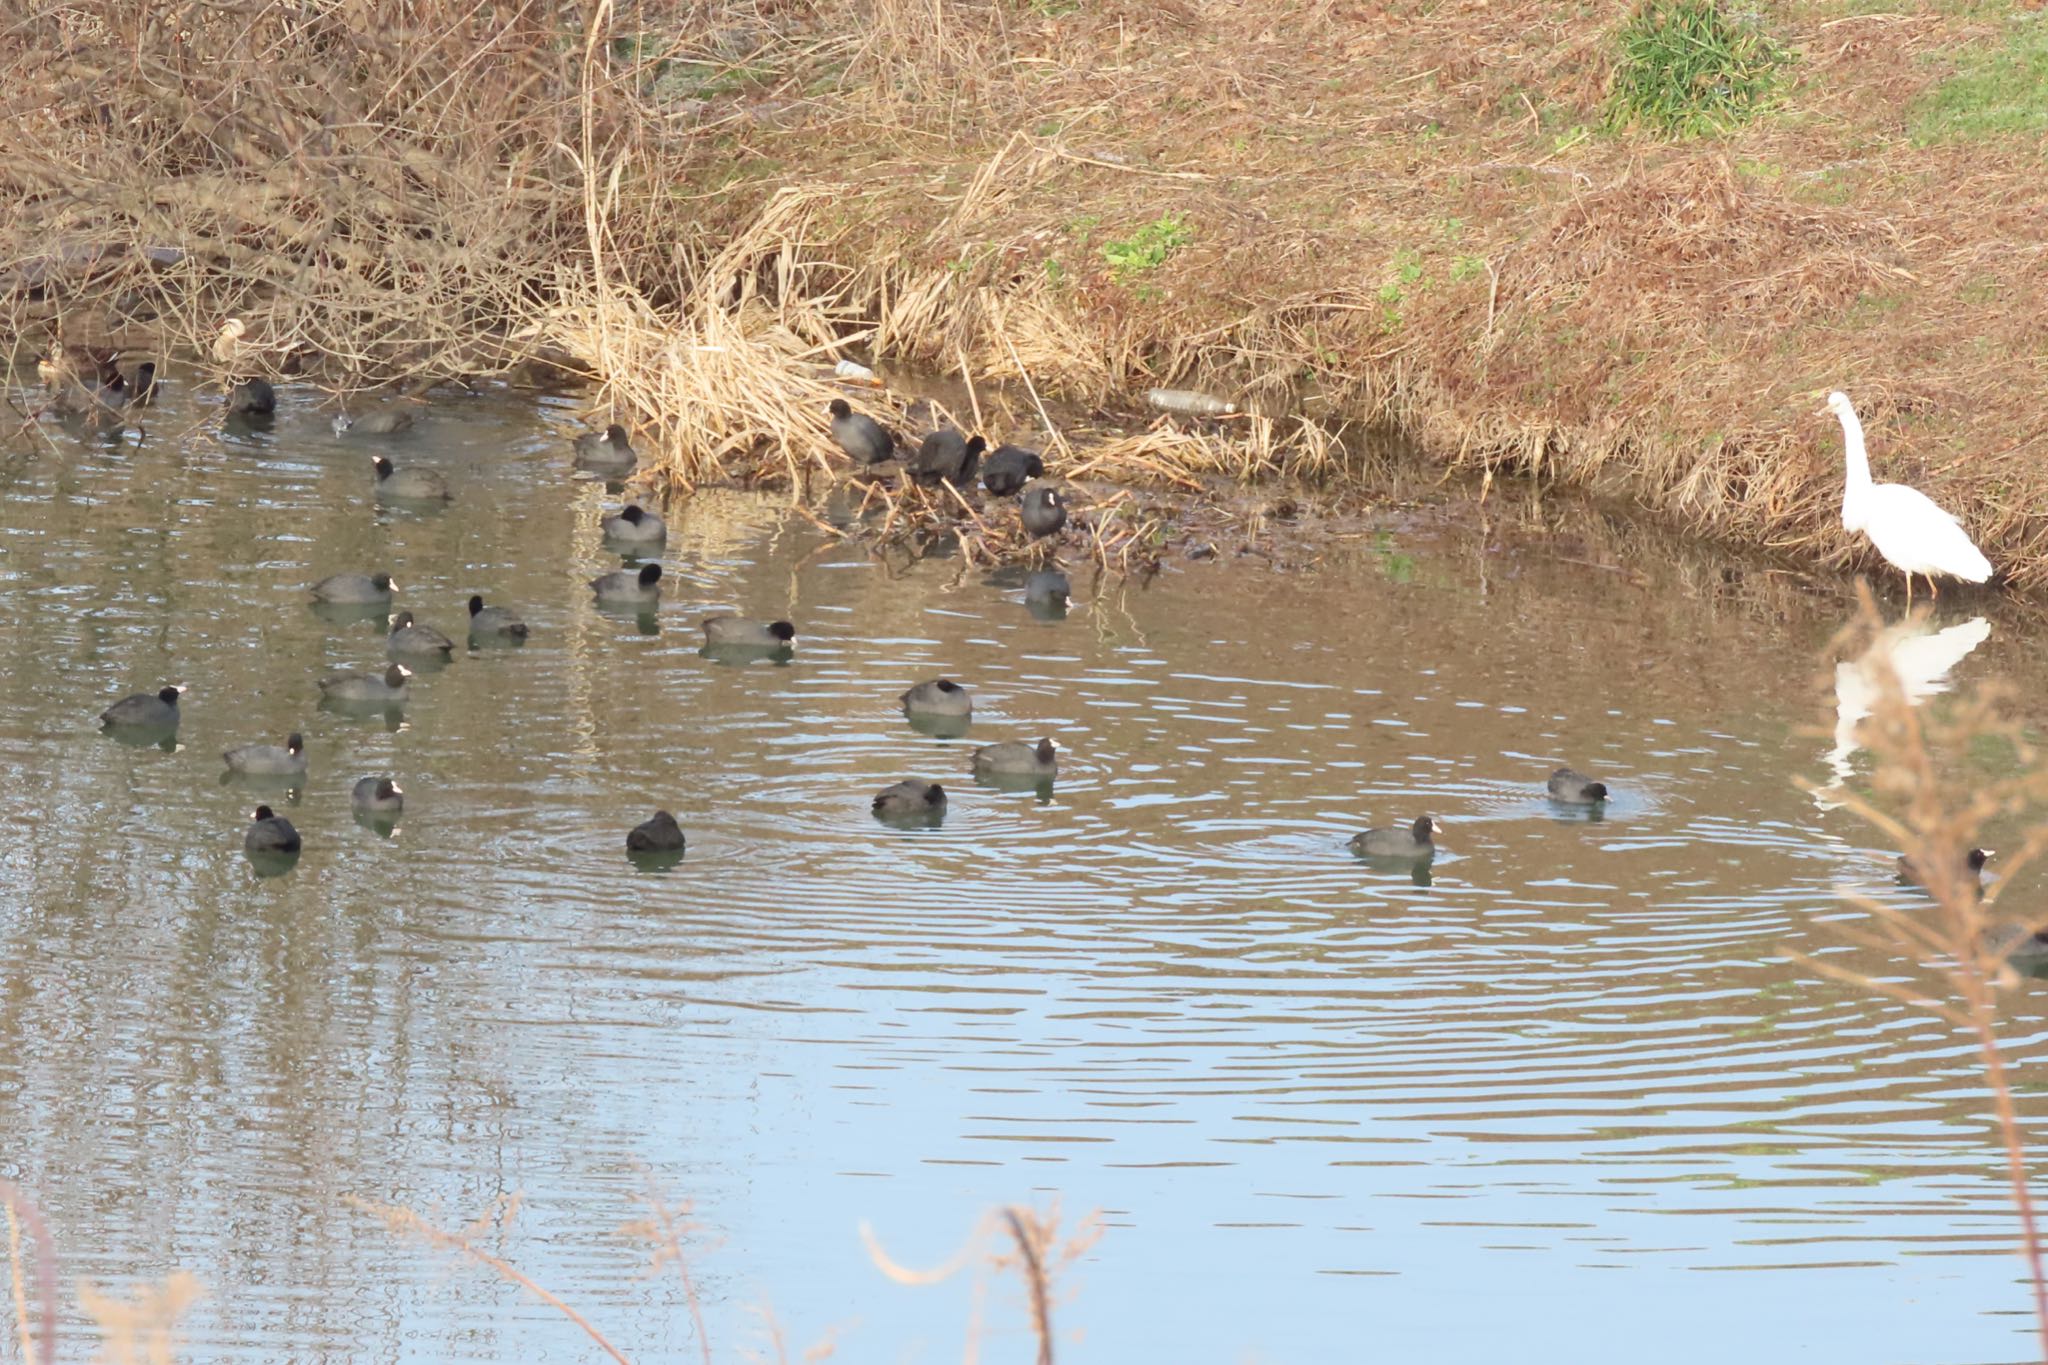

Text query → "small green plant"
[612,33,774,103]
[1377,249,1429,325]
[1848,290,1904,322]
[1450,253,1487,283]
[1959,274,2003,304]
[1101,214,1192,283]
[1371,532,1416,583]
[1607,0,1791,137]
[1909,22,2048,143]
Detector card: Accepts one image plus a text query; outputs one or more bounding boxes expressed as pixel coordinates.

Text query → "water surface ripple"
[0,384,2043,1363]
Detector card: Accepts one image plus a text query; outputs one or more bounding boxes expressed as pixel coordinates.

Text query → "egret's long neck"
[1834,403,1874,530]
[1836,405,1873,498]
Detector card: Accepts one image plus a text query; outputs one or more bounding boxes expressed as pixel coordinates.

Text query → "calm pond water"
[2,381,2046,1364]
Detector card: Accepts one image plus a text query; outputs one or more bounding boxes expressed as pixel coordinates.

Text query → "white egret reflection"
[1816,615,1991,810]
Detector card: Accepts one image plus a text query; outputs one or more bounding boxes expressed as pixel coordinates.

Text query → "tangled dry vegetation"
[4,0,2047,577]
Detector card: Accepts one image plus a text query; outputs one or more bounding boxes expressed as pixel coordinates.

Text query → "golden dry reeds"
[537,187,867,492]
[1794,583,2048,1357]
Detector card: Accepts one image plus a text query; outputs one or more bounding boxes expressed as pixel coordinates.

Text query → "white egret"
[1825,390,1992,604]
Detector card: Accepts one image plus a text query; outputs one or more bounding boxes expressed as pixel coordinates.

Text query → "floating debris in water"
[1146,387,1236,417]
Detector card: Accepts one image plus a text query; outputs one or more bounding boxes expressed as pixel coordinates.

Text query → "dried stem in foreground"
[1,1182,56,1365]
[863,1202,1100,1365]
[1000,1209,1054,1365]
[347,1196,635,1365]
[619,1175,713,1365]
[78,1273,204,1365]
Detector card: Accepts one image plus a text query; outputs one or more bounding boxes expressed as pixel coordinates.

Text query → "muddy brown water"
[1,381,2045,1362]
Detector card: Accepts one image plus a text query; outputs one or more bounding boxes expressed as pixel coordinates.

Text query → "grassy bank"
[6,0,2047,581]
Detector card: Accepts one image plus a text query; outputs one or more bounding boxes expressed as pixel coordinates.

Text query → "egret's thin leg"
[1904,569,1913,609]
[1929,575,1941,600]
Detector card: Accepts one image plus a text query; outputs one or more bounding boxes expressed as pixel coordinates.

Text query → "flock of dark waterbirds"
[829,398,1070,538]
[66,358,1622,873]
[70,371,1098,871]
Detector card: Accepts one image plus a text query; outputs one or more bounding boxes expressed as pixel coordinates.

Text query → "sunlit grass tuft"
[1607,0,1792,136]
[1910,20,2048,142]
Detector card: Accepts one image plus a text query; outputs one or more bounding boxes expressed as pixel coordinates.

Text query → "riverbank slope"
[8,1,2046,581]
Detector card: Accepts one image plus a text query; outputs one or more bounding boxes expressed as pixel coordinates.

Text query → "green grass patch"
[1958,273,2002,303]
[1909,20,2048,143]
[1101,214,1192,283]
[1377,249,1432,325]
[609,33,776,102]
[1606,0,1792,137]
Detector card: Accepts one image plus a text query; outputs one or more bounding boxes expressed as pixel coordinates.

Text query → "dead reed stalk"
[347,1196,635,1365]
[619,1175,713,1365]
[78,1273,204,1365]
[1793,583,2048,1357]
[999,1209,1054,1365]
[863,1202,1099,1364]
[0,1182,55,1365]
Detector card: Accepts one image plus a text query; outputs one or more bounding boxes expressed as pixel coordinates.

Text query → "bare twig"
[348,1197,635,1365]
[0,1183,57,1365]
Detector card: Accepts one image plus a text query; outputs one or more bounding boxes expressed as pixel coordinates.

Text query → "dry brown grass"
[560,0,2046,581]
[594,1,2037,591]
[1794,584,2048,1355]
[6,0,2046,580]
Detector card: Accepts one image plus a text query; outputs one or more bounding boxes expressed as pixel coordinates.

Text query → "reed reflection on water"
[0,384,2044,1363]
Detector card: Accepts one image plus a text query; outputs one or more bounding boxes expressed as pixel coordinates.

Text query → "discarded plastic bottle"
[1146,387,1236,416]
[835,359,878,383]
